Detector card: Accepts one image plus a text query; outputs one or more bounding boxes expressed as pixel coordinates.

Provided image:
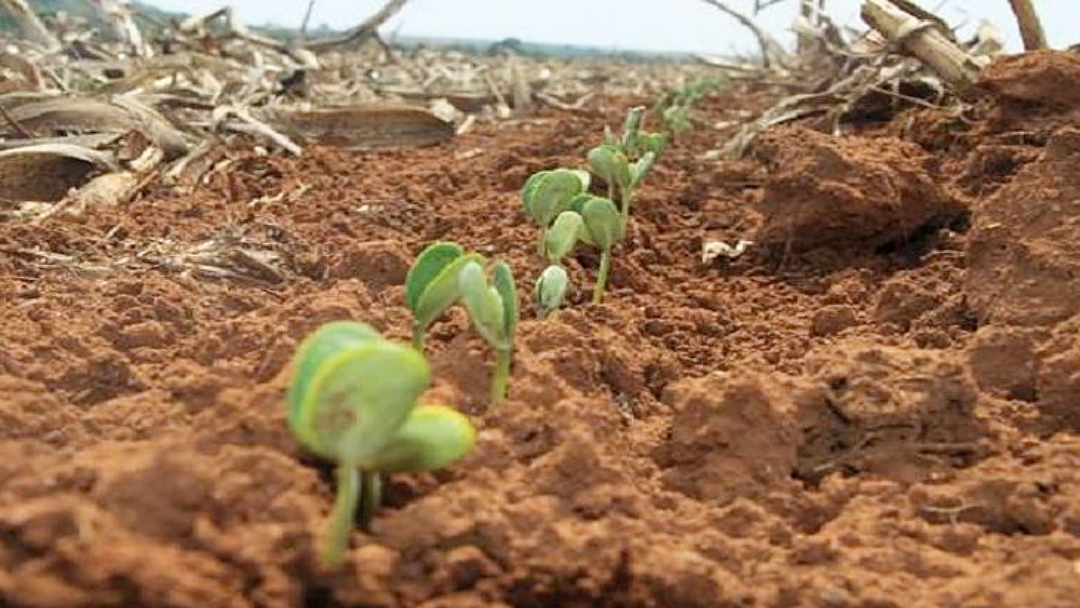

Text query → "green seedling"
[587,143,657,229]
[521,168,590,256]
[405,242,484,349]
[458,260,518,403]
[587,107,667,230]
[534,264,569,319]
[587,144,632,201]
[655,78,724,135]
[592,107,666,228]
[571,195,623,303]
[287,320,476,569]
[406,243,521,402]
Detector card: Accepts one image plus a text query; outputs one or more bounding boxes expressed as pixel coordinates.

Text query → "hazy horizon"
[141,1,1072,55]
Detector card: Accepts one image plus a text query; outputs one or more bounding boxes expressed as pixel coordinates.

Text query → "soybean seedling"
[405,241,484,350]
[521,168,590,257]
[591,106,665,229]
[571,195,623,303]
[287,320,476,569]
[458,260,519,403]
[534,264,569,318]
[654,78,724,136]
[405,242,520,403]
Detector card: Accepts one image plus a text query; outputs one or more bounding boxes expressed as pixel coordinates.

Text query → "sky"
[143,0,1074,55]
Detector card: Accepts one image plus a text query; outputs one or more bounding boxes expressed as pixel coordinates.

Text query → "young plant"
[405,242,520,403]
[534,264,569,318]
[571,194,623,303]
[521,168,590,256]
[589,107,664,228]
[287,320,476,569]
[405,242,484,350]
[458,260,519,403]
[654,78,724,135]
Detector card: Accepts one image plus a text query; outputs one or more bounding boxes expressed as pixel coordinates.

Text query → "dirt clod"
[753,127,965,253]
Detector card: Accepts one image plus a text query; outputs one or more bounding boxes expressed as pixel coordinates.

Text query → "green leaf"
[367,404,477,473]
[630,151,657,188]
[602,124,617,146]
[544,211,583,264]
[292,339,431,465]
[587,145,632,191]
[412,252,485,334]
[534,265,569,317]
[622,106,645,146]
[458,261,507,349]
[569,194,598,246]
[520,170,550,216]
[640,132,665,156]
[287,321,381,444]
[581,197,623,250]
[569,169,592,192]
[493,260,518,340]
[526,169,586,227]
[405,242,464,312]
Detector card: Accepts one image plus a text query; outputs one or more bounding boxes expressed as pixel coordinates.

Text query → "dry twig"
[698,0,790,69]
[304,0,408,53]
[0,0,60,51]
[861,0,987,88]
[1007,0,1046,51]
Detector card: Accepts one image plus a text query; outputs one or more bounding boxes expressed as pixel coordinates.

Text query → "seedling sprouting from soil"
[654,78,724,135]
[406,242,519,403]
[287,320,476,569]
[534,264,569,318]
[533,196,622,304]
[590,106,664,228]
[405,241,484,349]
[572,194,623,303]
[521,168,590,256]
[458,259,519,403]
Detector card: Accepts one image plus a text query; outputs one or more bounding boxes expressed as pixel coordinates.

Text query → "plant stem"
[357,470,382,532]
[412,326,425,351]
[491,348,512,403]
[593,249,611,303]
[619,186,633,231]
[323,465,359,569]
[537,226,548,258]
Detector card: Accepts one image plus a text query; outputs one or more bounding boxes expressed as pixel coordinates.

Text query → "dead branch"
[88,0,152,57]
[0,0,60,51]
[797,0,825,53]
[699,0,791,69]
[754,0,789,13]
[303,0,408,53]
[213,106,303,156]
[178,6,287,53]
[1007,0,1046,51]
[299,0,317,37]
[861,0,987,88]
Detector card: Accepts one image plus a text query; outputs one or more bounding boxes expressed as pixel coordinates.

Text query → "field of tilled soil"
[3,49,1080,608]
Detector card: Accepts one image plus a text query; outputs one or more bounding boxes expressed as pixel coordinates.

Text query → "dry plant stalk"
[304,0,409,53]
[698,0,790,69]
[1007,0,1046,51]
[861,0,987,87]
[88,0,152,57]
[0,0,60,51]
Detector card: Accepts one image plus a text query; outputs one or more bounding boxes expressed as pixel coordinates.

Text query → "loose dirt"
[3,51,1080,608]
